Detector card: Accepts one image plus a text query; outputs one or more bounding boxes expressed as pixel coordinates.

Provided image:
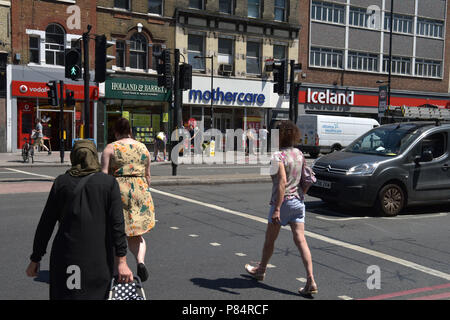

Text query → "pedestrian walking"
[259,125,269,153]
[101,118,155,282]
[154,131,167,161]
[244,120,318,296]
[32,118,51,155]
[26,139,133,300]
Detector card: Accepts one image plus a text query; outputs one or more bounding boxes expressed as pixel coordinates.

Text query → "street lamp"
[194,55,214,131]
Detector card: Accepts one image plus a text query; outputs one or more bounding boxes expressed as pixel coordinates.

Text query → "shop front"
[101,77,171,150]
[11,80,98,151]
[182,76,287,134]
[298,86,450,119]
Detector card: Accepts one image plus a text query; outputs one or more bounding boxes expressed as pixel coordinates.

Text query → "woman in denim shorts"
[245,120,318,296]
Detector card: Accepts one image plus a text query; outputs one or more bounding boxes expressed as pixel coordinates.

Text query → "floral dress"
[110,141,155,237]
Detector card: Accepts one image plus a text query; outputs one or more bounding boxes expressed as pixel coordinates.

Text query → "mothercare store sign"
[105,78,171,101]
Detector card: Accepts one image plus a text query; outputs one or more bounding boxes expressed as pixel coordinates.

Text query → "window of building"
[115,0,130,10]
[274,0,287,22]
[29,36,40,64]
[415,59,442,78]
[218,38,233,65]
[384,14,413,34]
[148,0,163,15]
[273,44,286,61]
[129,33,147,70]
[246,41,261,74]
[349,7,371,27]
[311,1,345,24]
[45,24,65,66]
[347,51,379,72]
[189,0,204,9]
[248,0,261,18]
[115,40,126,68]
[310,47,343,69]
[417,18,444,38]
[383,56,411,75]
[188,34,205,70]
[219,0,233,14]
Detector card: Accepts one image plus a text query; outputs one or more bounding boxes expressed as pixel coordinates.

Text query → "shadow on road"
[191,275,312,299]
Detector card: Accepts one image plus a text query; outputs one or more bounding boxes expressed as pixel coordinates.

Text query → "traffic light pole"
[59,80,65,163]
[172,49,181,176]
[83,26,92,139]
[289,60,296,122]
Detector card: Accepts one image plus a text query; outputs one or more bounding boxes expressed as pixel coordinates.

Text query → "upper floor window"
[246,41,261,75]
[129,33,148,70]
[417,18,444,38]
[311,1,345,24]
[383,56,411,75]
[29,36,40,64]
[189,0,204,10]
[349,7,371,28]
[248,0,261,19]
[151,44,162,70]
[115,40,126,69]
[188,34,205,70]
[115,0,130,10]
[384,14,413,34]
[45,24,65,66]
[347,51,378,72]
[274,0,287,22]
[273,44,286,61]
[310,47,343,69]
[218,38,233,65]
[219,0,233,14]
[415,59,442,78]
[149,0,163,15]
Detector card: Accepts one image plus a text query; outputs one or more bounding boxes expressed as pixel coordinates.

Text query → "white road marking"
[4,168,56,180]
[338,295,353,300]
[315,215,370,221]
[266,264,276,268]
[150,187,450,281]
[187,166,266,170]
[235,253,247,257]
[210,242,221,246]
[381,212,448,220]
[170,227,179,230]
[189,234,199,238]
[296,278,307,283]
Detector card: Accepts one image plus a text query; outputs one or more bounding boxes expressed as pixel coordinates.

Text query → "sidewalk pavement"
[0,152,272,186]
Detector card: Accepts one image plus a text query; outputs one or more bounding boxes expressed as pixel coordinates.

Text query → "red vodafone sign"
[12,81,99,100]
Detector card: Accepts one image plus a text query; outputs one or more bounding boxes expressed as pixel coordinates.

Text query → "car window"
[421,132,447,159]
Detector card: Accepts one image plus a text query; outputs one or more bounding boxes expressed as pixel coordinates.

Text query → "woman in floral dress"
[101,118,155,282]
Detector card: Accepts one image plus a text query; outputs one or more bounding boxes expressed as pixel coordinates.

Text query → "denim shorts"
[268,198,305,226]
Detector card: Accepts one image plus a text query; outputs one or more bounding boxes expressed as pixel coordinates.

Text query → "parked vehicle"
[297,115,379,158]
[308,121,450,216]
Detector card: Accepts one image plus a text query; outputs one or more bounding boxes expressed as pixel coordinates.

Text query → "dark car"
[307,121,450,216]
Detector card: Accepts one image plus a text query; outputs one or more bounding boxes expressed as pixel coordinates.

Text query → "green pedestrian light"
[65,48,82,81]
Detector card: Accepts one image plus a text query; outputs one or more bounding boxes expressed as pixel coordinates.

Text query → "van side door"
[407,130,450,201]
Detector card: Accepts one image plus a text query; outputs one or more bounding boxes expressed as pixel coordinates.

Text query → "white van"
[296,115,379,158]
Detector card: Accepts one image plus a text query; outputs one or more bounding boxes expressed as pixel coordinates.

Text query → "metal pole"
[83,26,91,139]
[289,60,295,122]
[211,57,214,131]
[59,80,65,163]
[172,49,180,176]
[387,0,394,122]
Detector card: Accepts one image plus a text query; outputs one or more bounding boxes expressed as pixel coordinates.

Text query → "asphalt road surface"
[1,175,450,301]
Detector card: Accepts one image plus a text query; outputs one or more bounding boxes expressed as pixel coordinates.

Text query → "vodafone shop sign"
[11,81,99,100]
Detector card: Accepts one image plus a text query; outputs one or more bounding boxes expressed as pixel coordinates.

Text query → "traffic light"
[46,81,59,106]
[66,89,75,107]
[179,63,192,90]
[95,35,115,83]
[155,49,172,89]
[65,48,82,81]
[273,60,287,95]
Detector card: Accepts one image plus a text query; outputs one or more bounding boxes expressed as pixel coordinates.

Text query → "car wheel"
[376,184,405,217]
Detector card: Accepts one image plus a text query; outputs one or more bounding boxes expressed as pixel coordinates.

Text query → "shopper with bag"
[32,118,51,155]
[101,118,155,282]
[245,120,318,296]
[26,139,133,300]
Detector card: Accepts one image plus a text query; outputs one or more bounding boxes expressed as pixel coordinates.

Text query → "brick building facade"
[0,0,11,152]
[298,0,450,119]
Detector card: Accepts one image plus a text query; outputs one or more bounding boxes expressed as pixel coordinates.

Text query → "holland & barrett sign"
[105,78,171,101]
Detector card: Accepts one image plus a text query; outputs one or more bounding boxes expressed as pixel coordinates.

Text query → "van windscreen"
[344,124,424,156]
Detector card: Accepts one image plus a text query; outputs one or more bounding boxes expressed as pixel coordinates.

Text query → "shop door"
[38,110,74,151]
[214,113,232,133]
[17,102,35,149]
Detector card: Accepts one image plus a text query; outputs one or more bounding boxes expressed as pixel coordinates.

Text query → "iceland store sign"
[188,87,266,106]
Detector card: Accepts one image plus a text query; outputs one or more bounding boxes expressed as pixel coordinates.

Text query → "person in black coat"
[26,140,134,300]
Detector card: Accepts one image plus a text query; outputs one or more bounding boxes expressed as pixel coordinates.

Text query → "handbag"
[31,130,38,139]
[108,276,146,300]
[300,152,317,192]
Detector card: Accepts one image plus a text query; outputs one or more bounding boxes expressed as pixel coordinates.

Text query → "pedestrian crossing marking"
[338,296,353,300]
[189,234,199,237]
[296,278,307,283]
[170,226,179,230]
[210,242,221,246]
[235,253,247,257]
[266,264,276,268]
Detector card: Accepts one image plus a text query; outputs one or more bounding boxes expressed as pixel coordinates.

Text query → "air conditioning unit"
[219,64,233,76]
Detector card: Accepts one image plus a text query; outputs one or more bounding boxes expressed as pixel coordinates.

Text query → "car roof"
[380,121,450,132]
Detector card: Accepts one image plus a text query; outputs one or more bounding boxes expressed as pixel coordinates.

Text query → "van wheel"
[331,144,342,152]
[310,151,319,158]
[376,184,405,217]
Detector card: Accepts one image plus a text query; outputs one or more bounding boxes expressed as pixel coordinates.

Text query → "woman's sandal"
[245,263,266,281]
[299,284,319,296]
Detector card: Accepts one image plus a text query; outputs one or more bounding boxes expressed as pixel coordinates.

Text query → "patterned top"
[270,147,304,205]
[110,141,155,237]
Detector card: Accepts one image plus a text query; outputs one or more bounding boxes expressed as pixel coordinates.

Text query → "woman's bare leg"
[290,222,317,288]
[127,236,146,264]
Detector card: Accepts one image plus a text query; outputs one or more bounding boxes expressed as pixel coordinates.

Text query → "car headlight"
[346,163,378,176]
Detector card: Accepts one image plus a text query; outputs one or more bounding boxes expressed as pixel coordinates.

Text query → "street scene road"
[1,161,450,301]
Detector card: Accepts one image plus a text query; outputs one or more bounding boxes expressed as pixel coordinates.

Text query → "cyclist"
[32,118,51,155]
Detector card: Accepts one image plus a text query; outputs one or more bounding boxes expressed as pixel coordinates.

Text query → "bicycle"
[22,137,34,163]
